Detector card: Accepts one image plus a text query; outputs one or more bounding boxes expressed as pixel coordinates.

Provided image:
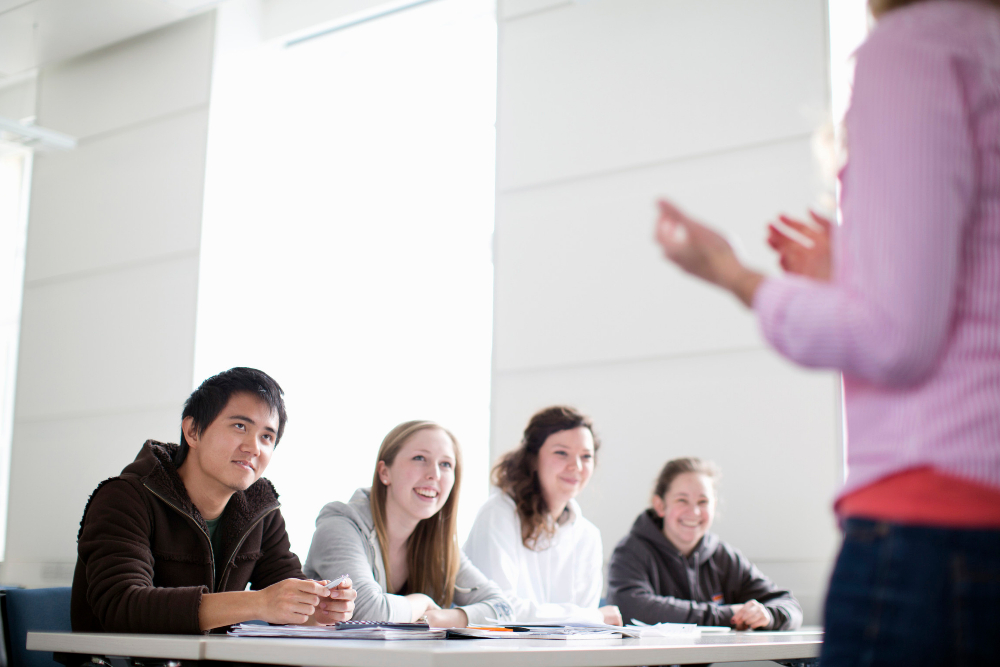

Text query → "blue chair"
[0,587,72,667]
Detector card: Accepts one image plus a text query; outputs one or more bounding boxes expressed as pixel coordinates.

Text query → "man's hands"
[729,599,772,630]
[256,578,356,625]
[654,199,764,307]
[767,211,833,281]
[600,604,623,626]
[198,578,357,631]
[309,577,358,625]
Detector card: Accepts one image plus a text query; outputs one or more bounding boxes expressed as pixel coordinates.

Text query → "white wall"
[492,0,841,624]
[0,13,215,587]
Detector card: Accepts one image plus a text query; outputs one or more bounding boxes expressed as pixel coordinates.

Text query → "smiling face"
[180,392,278,495]
[535,426,595,515]
[652,471,716,557]
[377,427,457,527]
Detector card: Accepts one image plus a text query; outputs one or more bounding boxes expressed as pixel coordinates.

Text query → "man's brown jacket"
[71,440,303,634]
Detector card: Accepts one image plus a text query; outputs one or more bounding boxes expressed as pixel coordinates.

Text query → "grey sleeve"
[606,543,733,627]
[729,550,803,631]
[453,551,514,625]
[303,515,411,623]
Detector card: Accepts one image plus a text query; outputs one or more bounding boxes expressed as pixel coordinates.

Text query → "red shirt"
[837,468,1000,529]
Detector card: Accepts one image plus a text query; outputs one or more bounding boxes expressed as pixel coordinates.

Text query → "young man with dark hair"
[71,367,355,633]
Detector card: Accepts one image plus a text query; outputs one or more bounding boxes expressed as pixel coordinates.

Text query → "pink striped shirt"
[754,1,1000,501]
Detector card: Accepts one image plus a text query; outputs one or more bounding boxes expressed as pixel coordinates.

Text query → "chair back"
[0,588,72,667]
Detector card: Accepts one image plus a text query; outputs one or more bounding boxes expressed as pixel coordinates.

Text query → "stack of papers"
[447,624,623,640]
[228,623,446,640]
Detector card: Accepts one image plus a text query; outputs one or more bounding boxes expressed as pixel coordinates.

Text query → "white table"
[29,629,823,666]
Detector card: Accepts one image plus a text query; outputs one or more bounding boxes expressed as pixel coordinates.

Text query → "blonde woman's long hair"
[370,420,462,608]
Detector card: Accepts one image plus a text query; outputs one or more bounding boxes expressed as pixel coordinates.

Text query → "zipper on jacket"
[217,506,279,591]
[143,482,217,592]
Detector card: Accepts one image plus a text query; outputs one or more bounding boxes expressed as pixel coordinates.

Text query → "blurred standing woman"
[304,421,512,626]
[654,0,1000,664]
[465,406,622,625]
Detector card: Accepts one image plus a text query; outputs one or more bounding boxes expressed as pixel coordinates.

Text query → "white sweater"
[463,491,605,624]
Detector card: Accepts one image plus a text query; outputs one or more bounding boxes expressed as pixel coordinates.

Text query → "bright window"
[195,0,497,556]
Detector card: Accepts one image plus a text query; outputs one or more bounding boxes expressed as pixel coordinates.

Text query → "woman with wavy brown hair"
[304,421,512,626]
[464,406,621,625]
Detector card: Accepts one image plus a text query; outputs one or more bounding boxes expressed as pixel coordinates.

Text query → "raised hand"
[654,198,764,307]
[767,211,833,281]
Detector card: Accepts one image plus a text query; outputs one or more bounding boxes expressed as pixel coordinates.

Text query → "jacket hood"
[315,487,375,535]
[630,508,719,563]
[81,440,281,546]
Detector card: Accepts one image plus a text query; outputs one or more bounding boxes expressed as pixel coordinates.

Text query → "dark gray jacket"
[606,510,802,630]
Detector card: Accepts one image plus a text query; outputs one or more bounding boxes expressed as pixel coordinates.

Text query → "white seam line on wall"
[24,249,199,290]
[494,343,781,377]
[497,131,815,197]
[14,401,184,425]
[66,102,210,147]
[0,0,36,19]
[500,1,573,23]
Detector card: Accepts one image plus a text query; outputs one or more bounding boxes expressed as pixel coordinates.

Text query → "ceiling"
[0,0,221,84]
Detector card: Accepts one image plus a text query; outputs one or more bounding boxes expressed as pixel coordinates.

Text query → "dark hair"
[652,457,719,499]
[175,367,288,467]
[492,406,599,550]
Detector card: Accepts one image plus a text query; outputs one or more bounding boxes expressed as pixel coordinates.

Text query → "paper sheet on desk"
[227,623,446,640]
[448,625,624,640]
[620,622,730,638]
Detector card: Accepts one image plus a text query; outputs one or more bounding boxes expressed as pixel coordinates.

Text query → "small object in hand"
[324,574,349,589]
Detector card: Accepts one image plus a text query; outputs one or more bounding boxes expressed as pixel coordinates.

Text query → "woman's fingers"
[768,224,800,251]
[777,215,822,243]
[809,210,834,231]
[657,198,693,224]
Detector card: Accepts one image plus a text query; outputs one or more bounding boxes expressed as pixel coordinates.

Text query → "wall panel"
[494,137,822,372]
[5,405,180,583]
[25,109,208,282]
[35,11,214,140]
[497,0,828,191]
[2,13,213,586]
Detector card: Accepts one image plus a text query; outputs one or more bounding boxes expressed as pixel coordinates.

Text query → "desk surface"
[29,629,823,667]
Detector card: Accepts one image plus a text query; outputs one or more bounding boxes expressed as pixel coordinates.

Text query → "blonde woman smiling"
[304,421,512,626]
[465,406,621,625]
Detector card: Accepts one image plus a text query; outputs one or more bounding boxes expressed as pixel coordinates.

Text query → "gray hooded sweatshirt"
[606,510,803,630]
[304,488,513,624]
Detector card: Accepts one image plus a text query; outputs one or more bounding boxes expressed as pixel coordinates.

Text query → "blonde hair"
[370,421,462,608]
[869,0,1000,17]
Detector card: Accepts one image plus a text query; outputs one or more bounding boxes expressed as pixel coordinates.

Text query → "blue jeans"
[821,518,1000,666]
